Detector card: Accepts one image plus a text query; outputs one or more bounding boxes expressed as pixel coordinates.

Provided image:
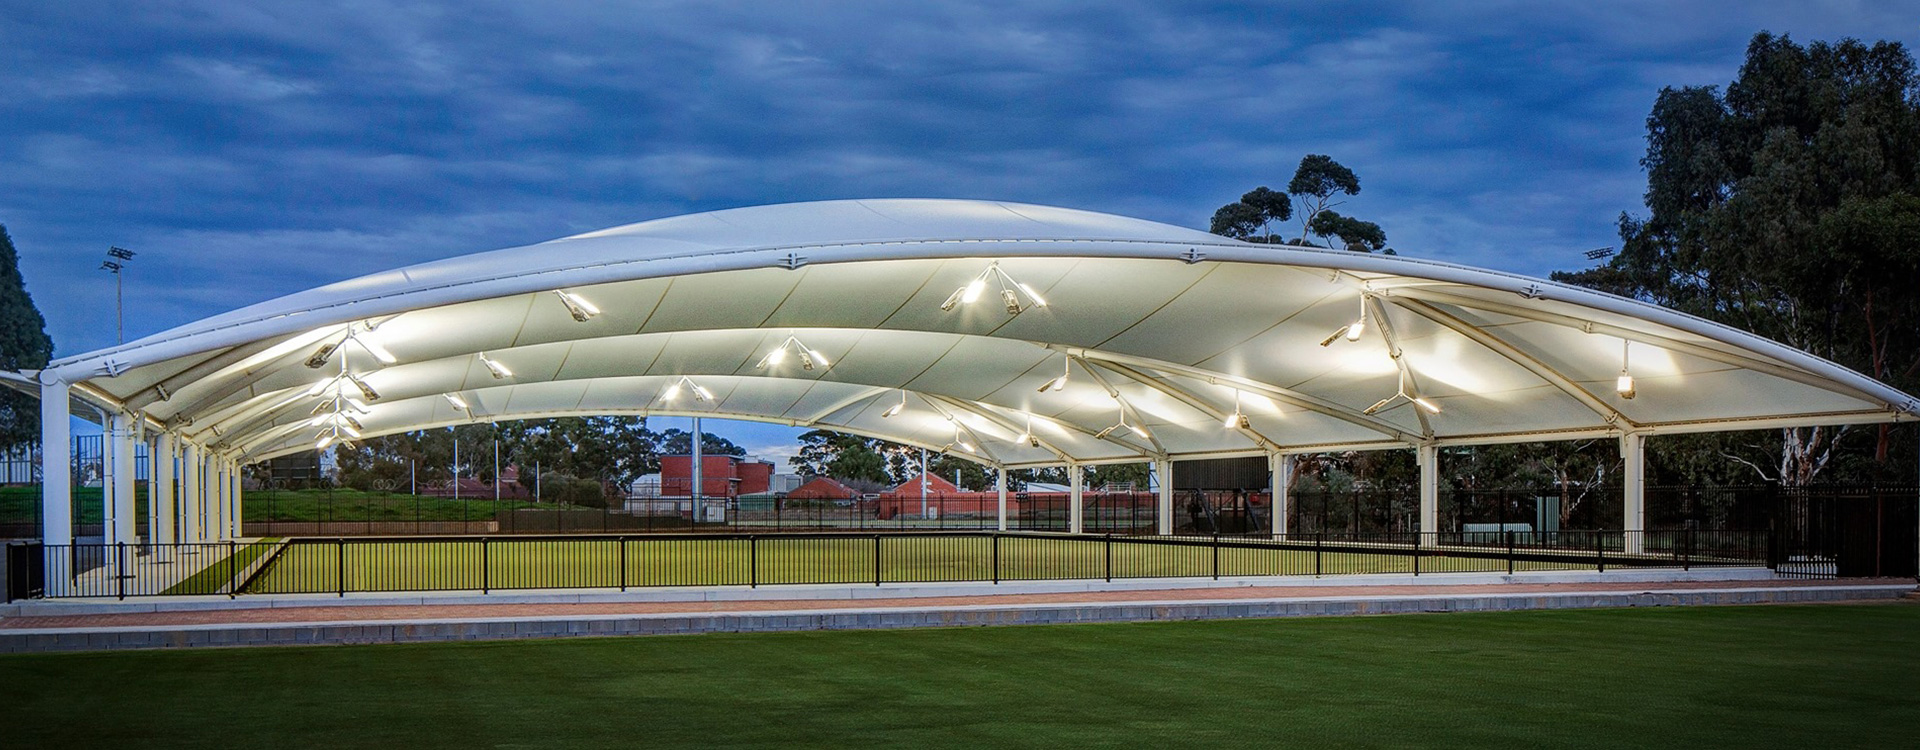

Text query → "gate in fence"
[1770,486,1917,579]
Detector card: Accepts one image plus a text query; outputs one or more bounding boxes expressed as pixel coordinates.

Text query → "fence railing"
[8,528,1768,601]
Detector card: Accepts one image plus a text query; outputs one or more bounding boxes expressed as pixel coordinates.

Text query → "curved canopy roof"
[40,199,1919,466]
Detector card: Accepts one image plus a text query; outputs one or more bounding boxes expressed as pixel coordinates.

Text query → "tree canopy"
[1210,155,1389,252]
[1554,31,1920,483]
[0,225,54,453]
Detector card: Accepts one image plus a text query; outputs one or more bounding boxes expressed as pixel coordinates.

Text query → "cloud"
[2,0,1915,372]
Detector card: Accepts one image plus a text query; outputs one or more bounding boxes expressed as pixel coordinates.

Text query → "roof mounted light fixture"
[881,391,907,418]
[444,392,470,411]
[1616,340,1637,399]
[940,261,1047,314]
[478,353,512,380]
[1037,357,1071,393]
[554,290,601,322]
[1020,413,1040,448]
[305,323,398,368]
[1319,295,1370,347]
[1363,369,1441,415]
[659,376,714,404]
[1224,389,1250,430]
[756,335,831,371]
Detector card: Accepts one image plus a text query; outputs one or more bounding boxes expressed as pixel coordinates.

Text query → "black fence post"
[873,534,882,587]
[1212,533,1220,580]
[1596,532,1606,573]
[1506,530,1515,576]
[750,535,758,589]
[1412,531,1421,577]
[1315,532,1323,577]
[992,533,1000,585]
[336,538,345,597]
[1682,527,1691,571]
[1104,533,1112,582]
[116,542,125,601]
[619,536,628,591]
[227,540,236,599]
[482,537,490,594]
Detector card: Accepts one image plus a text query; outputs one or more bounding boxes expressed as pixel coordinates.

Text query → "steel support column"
[995,469,1008,532]
[1418,443,1439,535]
[1271,453,1291,538]
[1155,458,1173,535]
[40,379,72,595]
[1622,432,1646,555]
[1068,464,1084,534]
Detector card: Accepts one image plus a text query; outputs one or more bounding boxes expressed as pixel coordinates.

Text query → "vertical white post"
[1271,453,1291,538]
[40,379,72,594]
[1154,458,1173,535]
[1622,432,1646,555]
[212,457,228,541]
[995,468,1008,532]
[187,445,199,543]
[1418,443,1439,536]
[110,414,136,548]
[231,459,245,538]
[154,432,176,553]
[1068,464,1084,534]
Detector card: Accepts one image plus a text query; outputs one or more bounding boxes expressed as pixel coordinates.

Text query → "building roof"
[32,198,1918,467]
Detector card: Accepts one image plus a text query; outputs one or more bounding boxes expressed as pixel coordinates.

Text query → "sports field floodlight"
[940,261,1047,314]
[1038,357,1071,393]
[757,335,831,371]
[659,376,714,404]
[479,353,512,379]
[881,392,906,418]
[1616,340,1637,399]
[99,246,136,344]
[1320,295,1369,347]
[1363,370,1440,416]
[554,290,600,322]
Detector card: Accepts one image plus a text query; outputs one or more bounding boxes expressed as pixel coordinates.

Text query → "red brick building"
[787,476,862,502]
[659,455,775,498]
[874,472,1002,519]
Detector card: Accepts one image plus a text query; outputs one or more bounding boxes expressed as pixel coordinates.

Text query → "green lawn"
[245,535,1593,594]
[1,604,1913,748]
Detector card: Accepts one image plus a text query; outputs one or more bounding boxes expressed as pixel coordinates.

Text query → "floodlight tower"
[99,246,136,344]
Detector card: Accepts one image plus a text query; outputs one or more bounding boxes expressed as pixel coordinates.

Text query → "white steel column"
[995,468,1008,532]
[211,457,228,541]
[40,380,72,594]
[1622,432,1646,555]
[180,443,201,543]
[154,432,176,552]
[1068,464,1084,534]
[1271,453,1292,538]
[232,459,245,538]
[1154,459,1173,535]
[1417,444,1439,536]
[109,414,136,548]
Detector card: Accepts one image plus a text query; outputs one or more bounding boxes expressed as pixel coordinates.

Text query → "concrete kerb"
[1,566,1780,618]
[0,581,1909,654]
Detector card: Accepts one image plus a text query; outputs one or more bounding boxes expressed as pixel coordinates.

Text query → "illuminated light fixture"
[881,392,906,419]
[305,323,398,368]
[479,353,512,380]
[1319,295,1370,347]
[941,262,1047,314]
[1224,390,1250,430]
[757,335,831,371]
[444,393,469,410]
[345,374,380,401]
[554,290,601,322]
[659,376,714,404]
[316,433,335,450]
[1363,370,1442,415]
[1020,414,1040,448]
[1616,340,1637,399]
[304,342,338,369]
[1037,357,1071,393]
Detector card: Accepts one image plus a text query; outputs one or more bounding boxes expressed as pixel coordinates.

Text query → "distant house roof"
[787,476,861,500]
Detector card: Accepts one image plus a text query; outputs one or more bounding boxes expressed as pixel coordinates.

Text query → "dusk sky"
[4,1,1915,467]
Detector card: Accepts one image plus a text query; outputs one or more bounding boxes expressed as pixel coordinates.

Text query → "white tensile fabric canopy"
[32,198,1920,468]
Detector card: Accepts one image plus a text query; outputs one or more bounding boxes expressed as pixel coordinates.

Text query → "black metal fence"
[9,528,1768,601]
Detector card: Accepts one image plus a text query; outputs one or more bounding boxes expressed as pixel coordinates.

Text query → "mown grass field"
[2,604,1914,748]
[244,535,1594,594]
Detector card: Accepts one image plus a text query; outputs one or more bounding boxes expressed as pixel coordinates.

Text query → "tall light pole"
[99,246,135,344]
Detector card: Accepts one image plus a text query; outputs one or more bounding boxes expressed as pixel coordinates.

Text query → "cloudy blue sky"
[3,1,1915,464]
